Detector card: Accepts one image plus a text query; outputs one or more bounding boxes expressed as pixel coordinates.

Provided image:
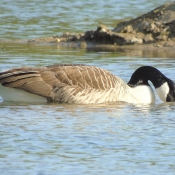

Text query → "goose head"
[128,66,175,102]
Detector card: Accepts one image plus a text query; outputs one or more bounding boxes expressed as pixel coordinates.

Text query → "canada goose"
[0,64,174,104]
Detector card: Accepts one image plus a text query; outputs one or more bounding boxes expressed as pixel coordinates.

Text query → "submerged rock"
[28,2,175,48]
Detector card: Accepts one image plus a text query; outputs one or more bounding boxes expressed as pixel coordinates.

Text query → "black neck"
[128,66,169,88]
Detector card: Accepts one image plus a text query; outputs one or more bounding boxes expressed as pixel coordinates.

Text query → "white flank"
[156,82,169,102]
[62,84,155,104]
[0,84,47,103]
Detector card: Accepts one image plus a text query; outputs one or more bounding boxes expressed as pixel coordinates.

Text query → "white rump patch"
[0,84,47,103]
[156,82,169,102]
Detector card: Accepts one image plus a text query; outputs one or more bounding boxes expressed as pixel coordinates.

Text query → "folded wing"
[0,64,119,103]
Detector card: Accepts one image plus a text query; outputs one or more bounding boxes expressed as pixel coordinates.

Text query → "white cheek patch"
[156,82,169,102]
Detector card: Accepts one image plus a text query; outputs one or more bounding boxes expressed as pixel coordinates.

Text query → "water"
[1,1,175,175]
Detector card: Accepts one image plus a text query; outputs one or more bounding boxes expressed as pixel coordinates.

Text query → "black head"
[165,78,175,102]
[128,66,175,102]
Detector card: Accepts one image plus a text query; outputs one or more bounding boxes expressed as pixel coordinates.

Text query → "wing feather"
[47,64,118,90]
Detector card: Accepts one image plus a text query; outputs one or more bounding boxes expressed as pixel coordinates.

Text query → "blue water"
[1,103,175,175]
[1,1,175,175]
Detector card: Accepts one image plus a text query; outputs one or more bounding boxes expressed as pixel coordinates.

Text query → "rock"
[156,34,167,41]
[112,2,175,45]
[143,34,154,43]
[122,25,133,33]
[131,38,143,44]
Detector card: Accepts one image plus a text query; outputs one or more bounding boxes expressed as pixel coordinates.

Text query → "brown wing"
[46,64,118,90]
[0,64,118,102]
